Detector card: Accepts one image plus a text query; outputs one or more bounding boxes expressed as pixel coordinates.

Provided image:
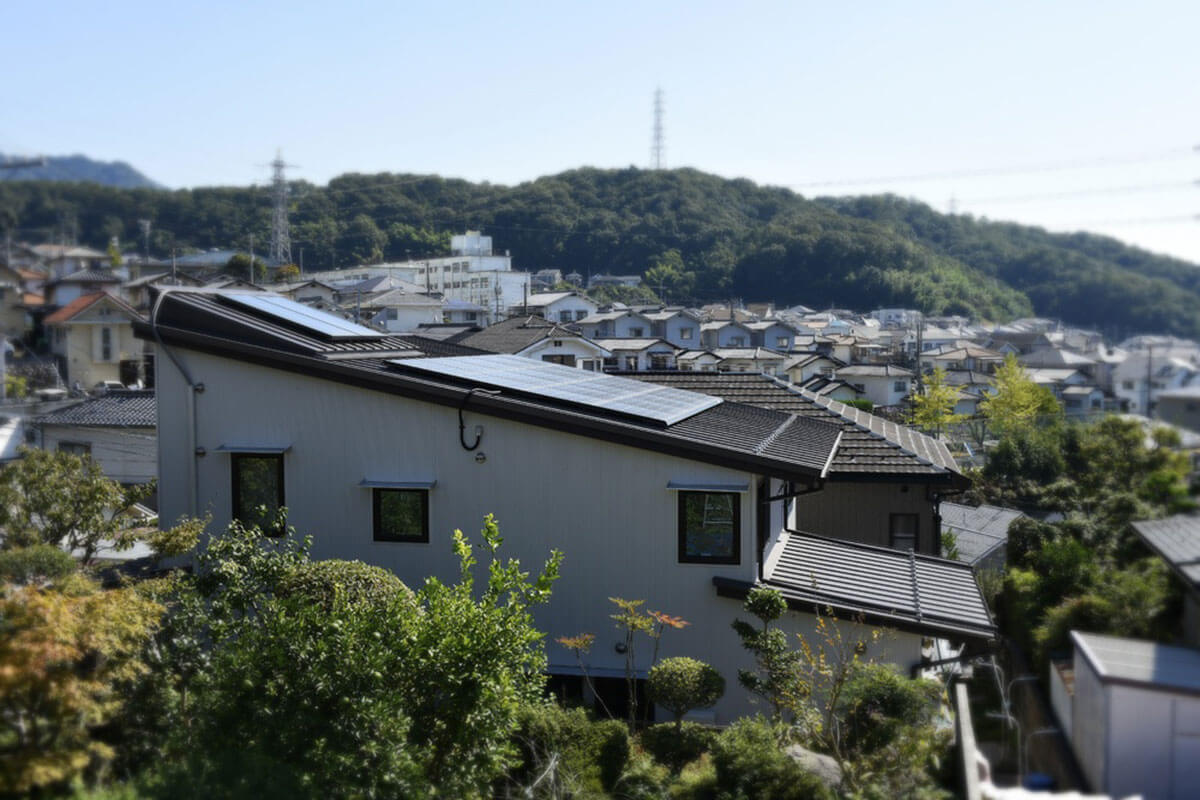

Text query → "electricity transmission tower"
[651,88,665,170]
[268,150,296,266]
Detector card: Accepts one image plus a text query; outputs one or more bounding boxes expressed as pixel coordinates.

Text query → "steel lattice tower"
[269,150,294,266]
[651,88,665,170]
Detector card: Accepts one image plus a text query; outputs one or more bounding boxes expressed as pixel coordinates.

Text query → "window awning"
[358,478,437,490]
[215,444,291,454]
[666,481,750,493]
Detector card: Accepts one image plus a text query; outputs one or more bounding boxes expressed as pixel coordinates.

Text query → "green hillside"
[1,166,1197,336]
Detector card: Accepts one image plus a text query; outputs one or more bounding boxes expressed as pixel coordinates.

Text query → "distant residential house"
[277,279,338,305]
[363,289,445,332]
[27,244,108,279]
[711,347,787,376]
[1131,514,1200,646]
[745,320,798,352]
[869,308,921,328]
[835,364,914,408]
[510,291,598,324]
[643,308,703,349]
[1113,354,1200,416]
[587,273,641,288]
[675,350,722,372]
[457,315,609,370]
[443,298,488,325]
[938,502,1023,573]
[1156,387,1200,433]
[529,269,562,291]
[780,352,844,385]
[45,268,122,307]
[593,338,679,371]
[1060,385,1106,417]
[700,320,755,350]
[919,346,1004,374]
[121,272,205,313]
[577,310,655,340]
[31,389,156,489]
[45,292,143,388]
[796,375,864,403]
[1025,367,1090,398]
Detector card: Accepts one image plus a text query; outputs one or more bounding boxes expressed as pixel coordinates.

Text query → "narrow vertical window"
[678,491,740,564]
[231,453,285,535]
[890,513,919,552]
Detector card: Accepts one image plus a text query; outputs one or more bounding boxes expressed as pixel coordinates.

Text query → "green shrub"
[647,657,726,727]
[0,543,76,585]
[614,752,671,800]
[836,664,942,755]
[510,702,630,794]
[710,717,833,800]
[277,559,414,610]
[641,721,717,773]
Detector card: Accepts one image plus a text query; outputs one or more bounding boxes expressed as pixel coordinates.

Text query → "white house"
[458,315,610,371]
[699,321,754,350]
[46,292,144,389]
[835,364,914,408]
[138,289,994,723]
[31,389,157,489]
[365,289,446,332]
[577,310,655,340]
[780,353,844,385]
[593,338,679,371]
[1113,354,1200,416]
[512,291,598,324]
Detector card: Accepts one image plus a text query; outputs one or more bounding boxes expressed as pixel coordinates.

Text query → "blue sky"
[3,1,1199,261]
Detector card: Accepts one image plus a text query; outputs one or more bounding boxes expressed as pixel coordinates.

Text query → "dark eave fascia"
[712,576,996,642]
[137,323,825,483]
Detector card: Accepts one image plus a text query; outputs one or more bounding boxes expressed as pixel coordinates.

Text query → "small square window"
[678,491,740,564]
[58,441,91,457]
[232,453,285,535]
[680,327,693,340]
[373,488,429,543]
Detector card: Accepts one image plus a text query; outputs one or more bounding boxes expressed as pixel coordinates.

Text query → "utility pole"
[1145,343,1154,417]
[651,88,665,170]
[248,234,255,283]
[138,219,152,276]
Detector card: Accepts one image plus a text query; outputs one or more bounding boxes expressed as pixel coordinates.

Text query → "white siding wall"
[542,297,598,324]
[155,345,924,721]
[41,425,156,484]
[1106,685,1200,800]
[661,316,699,349]
[1070,651,1107,793]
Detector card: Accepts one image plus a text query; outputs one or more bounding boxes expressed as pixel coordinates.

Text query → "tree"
[911,366,963,435]
[646,656,725,733]
[106,237,122,269]
[0,447,151,565]
[644,249,696,303]
[0,570,162,794]
[275,263,300,281]
[731,586,803,721]
[338,213,387,265]
[224,253,267,283]
[979,354,1060,436]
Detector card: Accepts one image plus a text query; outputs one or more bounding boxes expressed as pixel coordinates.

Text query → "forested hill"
[0,154,162,189]
[1,166,1198,336]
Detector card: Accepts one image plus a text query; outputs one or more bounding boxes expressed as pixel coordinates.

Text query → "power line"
[960,179,1198,206]
[788,146,1196,189]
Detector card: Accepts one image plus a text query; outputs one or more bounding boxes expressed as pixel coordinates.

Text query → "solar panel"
[391,354,722,426]
[223,293,383,340]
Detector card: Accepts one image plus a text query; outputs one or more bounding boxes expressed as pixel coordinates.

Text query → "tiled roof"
[458,316,581,354]
[623,372,963,481]
[45,292,140,324]
[1132,514,1200,590]
[34,390,156,428]
[52,268,122,284]
[592,338,677,351]
[836,364,914,377]
[391,335,490,358]
[758,530,994,639]
[939,502,1024,565]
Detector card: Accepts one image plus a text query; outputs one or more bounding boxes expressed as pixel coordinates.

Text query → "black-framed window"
[58,441,92,457]
[373,488,429,543]
[231,453,285,535]
[678,491,740,564]
[890,513,918,552]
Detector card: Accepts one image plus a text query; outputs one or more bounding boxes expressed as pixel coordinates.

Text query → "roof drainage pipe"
[149,289,204,518]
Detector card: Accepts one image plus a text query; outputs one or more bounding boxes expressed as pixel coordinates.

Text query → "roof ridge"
[797,387,946,470]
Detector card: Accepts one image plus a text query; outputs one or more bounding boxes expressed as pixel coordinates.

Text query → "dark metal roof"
[1132,514,1200,591]
[940,502,1024,565]
[33,390,156,428]
[135,290,844,482]
[761,530,995,639]
[456,315,586,354]
[621,372,964,483]
[391,335,491,358]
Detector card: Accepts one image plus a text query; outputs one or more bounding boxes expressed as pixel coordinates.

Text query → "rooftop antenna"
[267,149,296,267]
[651,88,665,170]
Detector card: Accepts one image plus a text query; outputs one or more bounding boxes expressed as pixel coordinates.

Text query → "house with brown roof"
[45,292,143,388]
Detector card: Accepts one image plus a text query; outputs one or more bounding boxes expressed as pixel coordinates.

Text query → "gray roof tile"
[1132,515,1200,589]
[34,390,156,427]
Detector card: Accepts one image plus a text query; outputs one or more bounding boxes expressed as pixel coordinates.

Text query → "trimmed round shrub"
[0,544,76,585]
[711,717,834,800]
[647,656,725,725]
[640,721,716,772]
[278,559,414,610]
[836,663,942,755]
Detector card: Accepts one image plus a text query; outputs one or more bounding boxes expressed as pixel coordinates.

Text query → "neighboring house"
[593,338,679,371]
[644,308,703,349]
[710,347,787,376]
[442,298,489,325]
[795,376,864,403]
[31,389,157,488]
[745,321,798,352]
[458,315,609,371]
[122,272,205,313]
[27,244,108,279]
[1131,515,1200,646]
[1156,387,1200,433]
[45,268,122,307]
[919,346,1004,374]
[780,353,844,385]
[835,364,914,408]
[511,291,598,324]
[1060,385,1105,418]
[363,289,445,332]
[577,310,655,340]
[139,290,994,722]
[700,320,755,350]
[45,292,143,388]
[1113,355,1200,416]
[675,350,722,372]
[277,279,338,305]
[938,502,1024,573]
[587,273,641,288]
[1050,632,1200,800]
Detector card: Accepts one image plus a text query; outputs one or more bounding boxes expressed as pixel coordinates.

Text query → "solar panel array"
[224,293,384,340]
[392,354,722,426]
